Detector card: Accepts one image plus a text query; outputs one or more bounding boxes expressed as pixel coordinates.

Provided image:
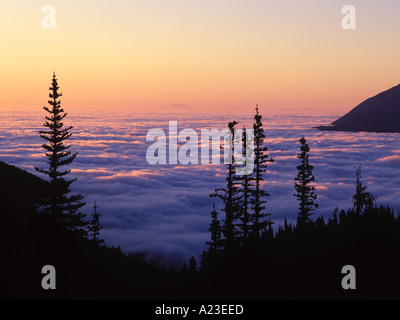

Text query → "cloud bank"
[1,111,400,266]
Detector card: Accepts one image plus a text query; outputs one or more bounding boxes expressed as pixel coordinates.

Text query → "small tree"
[327,207,339,228]
[188,256,198,275]
[205,203,223,256]
[201,203,224,272]
[352,164,375,214]
[181,263,188,274]
[294,136,318,230]
[35,72,87,235]
[88,201,104,245]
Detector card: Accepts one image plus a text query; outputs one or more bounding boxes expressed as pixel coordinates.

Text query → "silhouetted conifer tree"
[352,164,375,214]
[88,201,104,245]
[201,203,224,273]
[339,209,346,225]
[327,207,339,228]
[250,105,274,239]
[235,126,255,246]
[261,216,274,241]
[182,263,188,274]
[294,136,318,230]
[284,216,292,232]
[205,203,223,256]
[188,256,198,275]
[35,72,87,235]
[210,121,241,253]
[314,215,326,231]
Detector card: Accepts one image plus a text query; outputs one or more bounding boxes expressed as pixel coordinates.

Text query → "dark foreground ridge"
[2,160,400,300]
[315,83,400,133]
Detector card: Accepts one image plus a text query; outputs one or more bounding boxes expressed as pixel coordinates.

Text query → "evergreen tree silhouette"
[352,164,375,214]
[88,201,104,246]
[283,216,293,232]
[201,203,224,273]
[181,263,188,274]
[235,126,255,247]
[35,72,87,235]
[314,215,326,231]
[327,207,339,228]
[338,209,346,225]
[205,203,223,257]
[188,256,198,275]
[294,136,318,230]
[210,121,241,253]
[261,216,274,241]
[249,105,274,239]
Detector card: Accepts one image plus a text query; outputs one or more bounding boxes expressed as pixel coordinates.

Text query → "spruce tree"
[283,216,292,232]
[327,207,339,228]
[249,105,274,239]
[294,136,318,230]
[235,126,255,247]
[35,72,87,235]
[188,256,198,275]
[352,164,375,214]
[210,121,241,253]
[338,209,346,225]
[181,263,188,274]
[205,203,223,256]
[261,216,274,241]
[201,203,224,273]
[88,201,104,245]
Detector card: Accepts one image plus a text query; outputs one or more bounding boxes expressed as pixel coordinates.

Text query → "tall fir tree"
[210,121,241,253]
[352,164,375,214]
[35,72,87,235]
[235,126,256,247]
[293,136,318,230]
[249,105,274,239]
[88,201,104,245]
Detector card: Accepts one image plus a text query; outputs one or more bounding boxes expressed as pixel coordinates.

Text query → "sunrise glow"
[1,0,399,114]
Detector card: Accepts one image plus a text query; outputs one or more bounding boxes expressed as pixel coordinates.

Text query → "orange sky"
[0,0,399,114]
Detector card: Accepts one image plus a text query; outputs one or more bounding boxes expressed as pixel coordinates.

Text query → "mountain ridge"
[316,84,400,132]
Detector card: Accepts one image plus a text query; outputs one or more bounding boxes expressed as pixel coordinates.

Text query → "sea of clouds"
[1,111,400,267]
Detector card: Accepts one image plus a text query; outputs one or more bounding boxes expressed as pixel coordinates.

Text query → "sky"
[1,0,400,114]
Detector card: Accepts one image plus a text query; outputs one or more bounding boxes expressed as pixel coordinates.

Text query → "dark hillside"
[316,84,400,132]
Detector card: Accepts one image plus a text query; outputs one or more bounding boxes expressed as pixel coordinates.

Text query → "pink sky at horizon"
[0,0,399,115]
